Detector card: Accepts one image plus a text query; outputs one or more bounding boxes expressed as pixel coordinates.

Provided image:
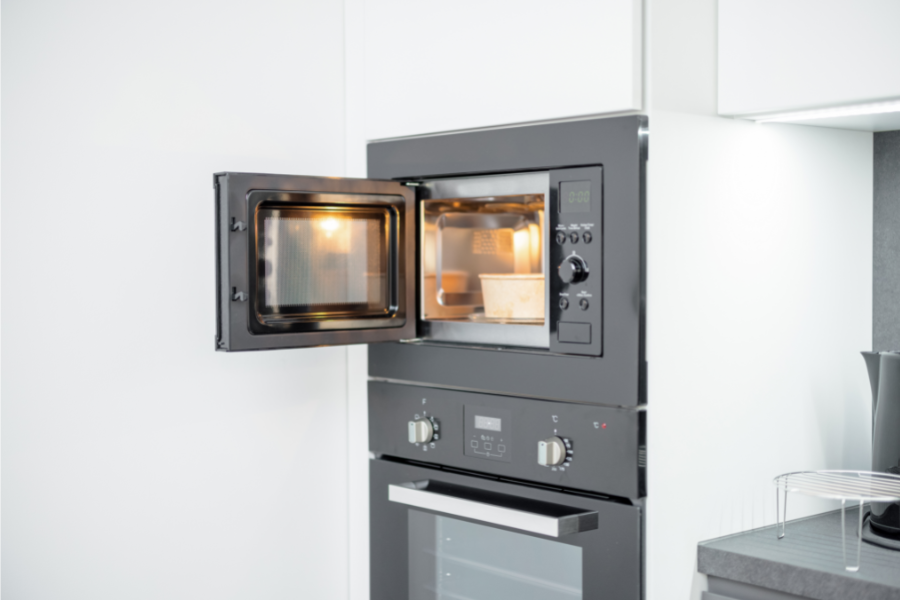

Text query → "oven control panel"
[550,166,604,356]
[369,381,644,499]
[463,406,511,462]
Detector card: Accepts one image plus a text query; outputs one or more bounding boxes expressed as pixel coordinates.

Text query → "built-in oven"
[214,116,648,599]
[367,382,644,600]
[371,460,641,600]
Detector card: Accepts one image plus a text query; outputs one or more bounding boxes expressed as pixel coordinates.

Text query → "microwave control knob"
[538,436,567,467]
[408,418,434,444]
[558,256,587,284]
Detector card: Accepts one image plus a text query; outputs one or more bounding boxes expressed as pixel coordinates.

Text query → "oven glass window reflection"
[255,206,394,324]
[408,511,582,600]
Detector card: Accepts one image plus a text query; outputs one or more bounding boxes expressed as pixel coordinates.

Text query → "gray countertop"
[698,507,900,600]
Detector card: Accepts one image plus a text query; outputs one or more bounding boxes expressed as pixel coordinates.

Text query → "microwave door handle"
[388,482,598,538]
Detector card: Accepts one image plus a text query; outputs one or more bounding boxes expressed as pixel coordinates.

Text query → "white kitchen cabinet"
[363,0,642,140]
[718,0,900,130]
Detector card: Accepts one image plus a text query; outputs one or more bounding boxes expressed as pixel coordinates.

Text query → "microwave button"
[559,297,569,310]
[569,232,579,244]
[582,231,592,244]
[557,322,591,344]
[555,231,567,245]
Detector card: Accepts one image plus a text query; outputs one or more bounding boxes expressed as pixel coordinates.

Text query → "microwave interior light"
[320,217,340,233]
[749,99,900,123]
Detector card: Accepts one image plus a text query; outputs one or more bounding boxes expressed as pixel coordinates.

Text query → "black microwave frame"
[368,115,648,408]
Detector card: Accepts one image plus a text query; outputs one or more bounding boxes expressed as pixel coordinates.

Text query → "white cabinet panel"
[719,0,900,117]
[364,0,642,140]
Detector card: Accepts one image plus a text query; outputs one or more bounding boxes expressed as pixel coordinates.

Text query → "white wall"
[2,1,352,598]
[646,1,873,599]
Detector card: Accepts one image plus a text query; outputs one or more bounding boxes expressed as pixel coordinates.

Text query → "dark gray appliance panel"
[368,115,646,407]
[550,166,604,356]
[370,459,642,600]
[369,382,644,499]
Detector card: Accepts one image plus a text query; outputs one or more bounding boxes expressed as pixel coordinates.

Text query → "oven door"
[215,172,415,351]
[370,459,642,600]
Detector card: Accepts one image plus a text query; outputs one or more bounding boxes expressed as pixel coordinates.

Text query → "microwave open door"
[215,172,416,351]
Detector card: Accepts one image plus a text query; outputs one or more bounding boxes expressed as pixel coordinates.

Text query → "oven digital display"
[559,180,591,213]
[474,415,502,432]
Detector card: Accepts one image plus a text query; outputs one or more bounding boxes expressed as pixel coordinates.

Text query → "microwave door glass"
[215,173,415,351]
[256,205,393,324]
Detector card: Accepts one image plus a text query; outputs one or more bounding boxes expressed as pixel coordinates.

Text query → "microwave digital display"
[559,180,591,213]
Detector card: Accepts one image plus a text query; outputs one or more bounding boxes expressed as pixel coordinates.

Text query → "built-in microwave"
[215,166,605,356]
[215,115,646,398]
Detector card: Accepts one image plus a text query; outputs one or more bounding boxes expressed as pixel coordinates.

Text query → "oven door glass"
[370,460,641,600]
[409,511,582,600]
[215,173,415,351]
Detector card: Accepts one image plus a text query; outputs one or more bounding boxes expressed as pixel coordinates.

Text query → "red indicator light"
[601,423,607,429]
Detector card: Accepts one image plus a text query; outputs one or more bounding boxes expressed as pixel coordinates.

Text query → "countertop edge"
[698,545,900,600]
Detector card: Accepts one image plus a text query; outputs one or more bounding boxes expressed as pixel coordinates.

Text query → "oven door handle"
[388,481,598,538]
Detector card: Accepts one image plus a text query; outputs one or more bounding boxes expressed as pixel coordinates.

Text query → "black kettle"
[862,351,900,539]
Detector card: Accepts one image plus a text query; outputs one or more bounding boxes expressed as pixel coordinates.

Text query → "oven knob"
[408,418,434,444]
[537,436,567,467]
[558,256,587,284]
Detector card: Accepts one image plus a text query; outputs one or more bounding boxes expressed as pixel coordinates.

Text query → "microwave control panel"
[550,166,603,356]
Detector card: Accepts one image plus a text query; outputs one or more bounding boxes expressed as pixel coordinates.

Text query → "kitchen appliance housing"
[214,117,646,379]
[213,115,648,598]
[368,382,642,600]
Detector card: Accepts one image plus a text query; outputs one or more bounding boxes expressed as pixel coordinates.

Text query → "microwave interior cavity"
[419,172,550,349]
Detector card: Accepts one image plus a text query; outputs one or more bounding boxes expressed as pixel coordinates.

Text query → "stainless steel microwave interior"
[418,172,550,349]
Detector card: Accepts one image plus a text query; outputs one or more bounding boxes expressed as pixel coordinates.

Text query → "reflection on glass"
[255,206,392,323]
[409,511,582,600]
